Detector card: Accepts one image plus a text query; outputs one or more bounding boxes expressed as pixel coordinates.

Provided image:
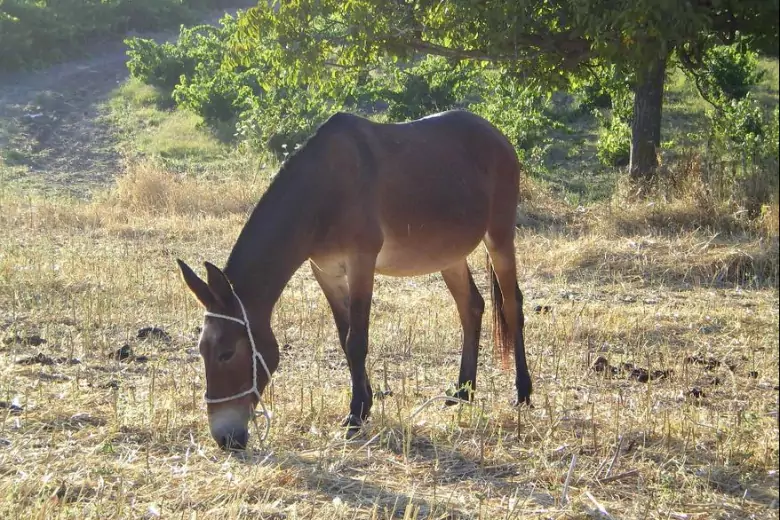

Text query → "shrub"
[700,45,766,102]
[126,10,336,156]
[173,68,264,125]
[379,58,474,121]
[597,117,631,167]
[703,97,778,214]
[594,85,633,167]
[471,74,556,162]
[572,66,635,168]
[236,86,336,159]
[126,39,195,92]
[126,19,237,92]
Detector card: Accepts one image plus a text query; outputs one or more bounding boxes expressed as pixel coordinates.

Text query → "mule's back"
[309,110,520,276]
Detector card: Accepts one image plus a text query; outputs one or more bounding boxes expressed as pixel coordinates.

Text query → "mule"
[177,110,532,450]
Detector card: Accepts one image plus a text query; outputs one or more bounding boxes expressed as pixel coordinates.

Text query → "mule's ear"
[204,261,233,308]
[177,259,215,308]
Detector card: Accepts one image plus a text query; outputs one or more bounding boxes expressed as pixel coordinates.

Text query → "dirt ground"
[0,8,245,196]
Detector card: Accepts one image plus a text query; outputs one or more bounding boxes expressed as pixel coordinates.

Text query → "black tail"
[487,251,512,368]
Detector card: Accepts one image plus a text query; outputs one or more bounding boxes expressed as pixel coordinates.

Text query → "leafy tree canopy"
[227,0,778,179]
[230,0,778,91]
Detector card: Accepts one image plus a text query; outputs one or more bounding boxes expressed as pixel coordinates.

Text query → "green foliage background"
[4,0,775,210]
[120,9,777,211]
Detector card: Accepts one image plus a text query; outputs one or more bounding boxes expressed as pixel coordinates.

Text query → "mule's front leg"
[342,252,377,438]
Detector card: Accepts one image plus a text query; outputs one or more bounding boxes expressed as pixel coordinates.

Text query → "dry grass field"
[0,156,777,518]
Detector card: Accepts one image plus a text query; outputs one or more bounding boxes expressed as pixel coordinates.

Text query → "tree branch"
[677,45,723,112]
[389,32,592,69]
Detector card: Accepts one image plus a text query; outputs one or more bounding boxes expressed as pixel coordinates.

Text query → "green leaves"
[700,44,766,103]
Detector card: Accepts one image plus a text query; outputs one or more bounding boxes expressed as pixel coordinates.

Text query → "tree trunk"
[629,53,667,182]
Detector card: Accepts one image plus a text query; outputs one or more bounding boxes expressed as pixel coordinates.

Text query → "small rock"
[39,373,71,382]
[533,305,552,314]
[684,355,721,371]
[17,353,80,366]
[111,344,133,361]
[17,352,56,366]
[688,387,705,399]
[101,380,120,390]
[134,355,150,363]
[144,504,161,519]
[747,371,759,379]
[374,388,394,401]
[650,369,673,380]
[629,368,649,383]
[591,356,610,373]
[0,399,23,414]
[137,327,171,343]
[3,334,46,347]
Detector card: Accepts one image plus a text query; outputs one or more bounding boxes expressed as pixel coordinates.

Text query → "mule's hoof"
[515,379,533,408]
[512,395,534,408]
[341,414,363,439]
[444,386,473,407]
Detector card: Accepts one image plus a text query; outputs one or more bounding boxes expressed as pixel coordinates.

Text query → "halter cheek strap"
[202,286,272,441]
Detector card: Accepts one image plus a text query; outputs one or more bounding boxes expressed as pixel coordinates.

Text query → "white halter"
[203,286,272,441]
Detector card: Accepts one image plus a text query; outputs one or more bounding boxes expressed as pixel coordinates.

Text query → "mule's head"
[176,259,279,450]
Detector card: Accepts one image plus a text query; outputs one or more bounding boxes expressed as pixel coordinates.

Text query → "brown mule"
[177,110,532,449]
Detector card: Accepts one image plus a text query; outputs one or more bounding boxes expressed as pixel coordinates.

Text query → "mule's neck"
[223,158,322,318]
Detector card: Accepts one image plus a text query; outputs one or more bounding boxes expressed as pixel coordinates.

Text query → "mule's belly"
[374,240,480,276]
[374,221,486,277]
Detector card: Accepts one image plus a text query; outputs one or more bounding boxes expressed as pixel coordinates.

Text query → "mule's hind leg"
[485,236,532,406]
[441,259,485,405]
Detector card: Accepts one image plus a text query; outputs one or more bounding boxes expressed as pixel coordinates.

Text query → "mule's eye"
[218,350,235,362]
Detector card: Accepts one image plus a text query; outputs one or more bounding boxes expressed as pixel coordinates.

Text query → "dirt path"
[0,6,249,197]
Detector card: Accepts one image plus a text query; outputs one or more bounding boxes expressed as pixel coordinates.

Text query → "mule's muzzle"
[209,406,252,450]
[214,427,249,450]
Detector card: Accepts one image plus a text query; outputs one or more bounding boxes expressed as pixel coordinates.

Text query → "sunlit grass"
[0,166,777,518]
[104,78,263,177]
